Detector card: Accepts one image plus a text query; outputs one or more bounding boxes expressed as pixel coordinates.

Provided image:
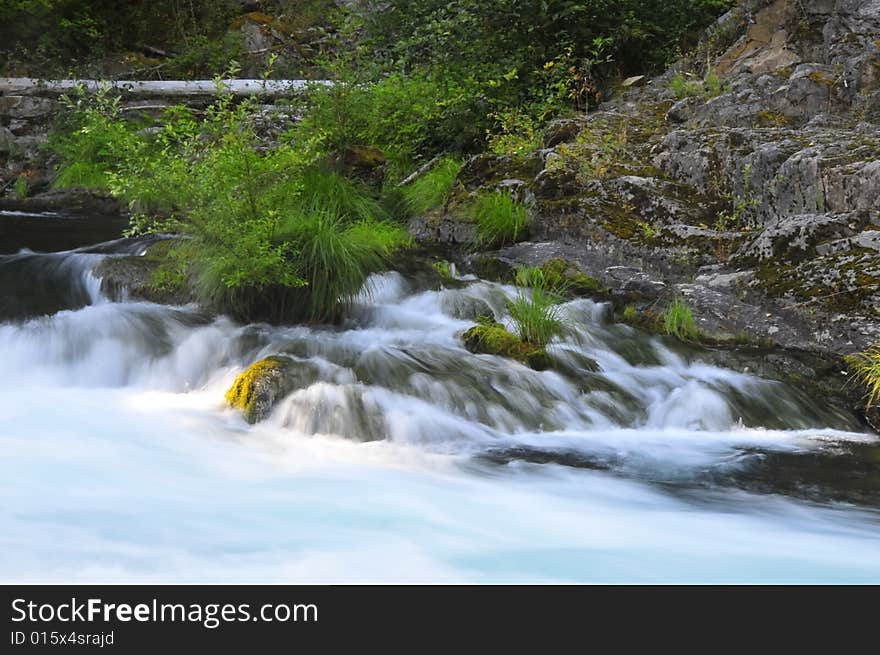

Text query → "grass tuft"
[845,344,880,407]
[506,266,566,347]
[275,209,410,322]
[472,192,530,248]
[663,297,700,342]
[402,157,463,216]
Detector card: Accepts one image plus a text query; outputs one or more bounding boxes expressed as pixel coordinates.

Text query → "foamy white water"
[1,247,879,583]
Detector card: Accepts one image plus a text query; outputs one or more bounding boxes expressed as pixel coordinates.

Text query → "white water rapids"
[1,237,879,583]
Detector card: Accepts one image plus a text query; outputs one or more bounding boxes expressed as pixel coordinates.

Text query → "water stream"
[1,217,879,583]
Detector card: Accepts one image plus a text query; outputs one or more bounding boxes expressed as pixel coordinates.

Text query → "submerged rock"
[225,355,320,423]
[462,322,551,370]
[440,293,496,321]
[94,238,193,305]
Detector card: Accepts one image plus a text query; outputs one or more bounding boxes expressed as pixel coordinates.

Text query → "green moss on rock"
[755,110,790,127]
[471,255,515,283]
[462,323,551,370]
[540,258,606,296]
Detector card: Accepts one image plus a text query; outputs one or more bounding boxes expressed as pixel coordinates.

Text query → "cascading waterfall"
[1,227,879,583]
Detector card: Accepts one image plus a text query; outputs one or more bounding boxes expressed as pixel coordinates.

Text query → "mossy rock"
[94,238,194,305]
[540,258,606,296]
[470,255,515,283]
[462,323,551,370]
[225,355,320,424]
[329,146,388,189]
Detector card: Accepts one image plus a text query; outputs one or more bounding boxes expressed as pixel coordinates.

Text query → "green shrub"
[704,70,724,97]
[487,107,543,156]
[506,266,566,347]
[844,345,880,408]
[663,297,700,342]
[401,157,463,216]
[669,73,704,99]
[296,73,484,178]
[48,80,410,324]
[472,192,530,248]
[50,86,147,190]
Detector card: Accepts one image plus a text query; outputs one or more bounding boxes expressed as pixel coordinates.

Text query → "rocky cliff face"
[415,0,880,357]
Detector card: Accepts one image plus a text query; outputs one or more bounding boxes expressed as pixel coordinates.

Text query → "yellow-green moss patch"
[225,356,295,424]
[540,258,606,296]
[462,323,551,370]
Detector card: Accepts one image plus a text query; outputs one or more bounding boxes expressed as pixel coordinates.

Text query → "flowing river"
[1,210,879,583]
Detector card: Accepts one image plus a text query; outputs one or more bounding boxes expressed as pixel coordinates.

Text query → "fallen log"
[0,78,330,99]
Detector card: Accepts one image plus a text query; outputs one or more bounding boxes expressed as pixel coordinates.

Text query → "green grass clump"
[275,209,411,322]
[663,297,700,342]
[506,266,566,347]
[472,192,530,248]
[296,168,386,223]
[53,161,112,189]
[669,70,726,100]
[844,344,880,407]
[402,157,463,216]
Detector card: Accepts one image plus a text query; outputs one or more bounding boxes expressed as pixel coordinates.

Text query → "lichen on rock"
[225,355,319,424]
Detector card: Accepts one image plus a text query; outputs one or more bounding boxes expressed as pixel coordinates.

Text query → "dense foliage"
[39,1,736,325]
[0,0,338,78]
[360,1,735,106]
[51,78,411,323]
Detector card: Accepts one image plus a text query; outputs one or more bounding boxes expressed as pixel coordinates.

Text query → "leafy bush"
[471,192,530,248]
[296,73,484,178]
[49,81,409,324]
[487,107,543,156]
[358,1,735,109]
[663,297,700,341]
[506,266,566,347]
[50,87,147,190]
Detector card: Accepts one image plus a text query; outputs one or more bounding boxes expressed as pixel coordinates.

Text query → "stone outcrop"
[413,0,880,357]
